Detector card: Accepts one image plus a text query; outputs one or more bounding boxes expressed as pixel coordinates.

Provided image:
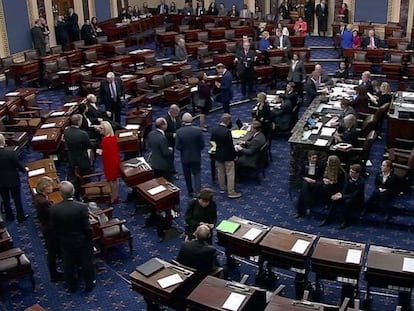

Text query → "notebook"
[217,220,240,234]
[136,258,164,277]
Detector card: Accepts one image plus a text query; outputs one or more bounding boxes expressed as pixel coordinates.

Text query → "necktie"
[370,37,375,48]
[110,82,116,99]
[245,49,248,56]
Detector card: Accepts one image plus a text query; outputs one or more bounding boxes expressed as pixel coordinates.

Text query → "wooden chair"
[89,206,133,259]
[23,93,54,121]
[24,50,38,61]
[84,49,98,63]
[74,167,112,205]
[352,51,372,75]
[237,142,269,185]
[0,228,13,252]
[50,45,63,54]
[0,56,15,86]
[197,46,214,68]
[389,148,414,194]
[113,42,126,55]
[0,247,35,290]
[43,60,61,88]
[72,40,85,50]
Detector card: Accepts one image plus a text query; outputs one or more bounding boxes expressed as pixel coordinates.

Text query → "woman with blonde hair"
[98,121,121,204]
[373,81,393,107]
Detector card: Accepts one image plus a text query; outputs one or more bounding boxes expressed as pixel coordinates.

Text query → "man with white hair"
[99,71,124,123]
[176,113,205,197]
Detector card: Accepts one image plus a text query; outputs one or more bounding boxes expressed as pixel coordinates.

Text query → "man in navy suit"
[157,0,169,14]
[235,41,256,97]
[215,63,233,114]
[175,113,205,197]
[235,121,266,169]
[67,7,80,42]
[363,29,381,50]
[272,98,294,131]
[304,71,319,106]
[99,72,124,123]
[0,134,28,223]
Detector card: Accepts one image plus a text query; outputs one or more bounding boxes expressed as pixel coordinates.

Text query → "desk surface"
[186,275,266,311]
[136,177,180,211]
[119,157,153,187]
[265,295,340,311]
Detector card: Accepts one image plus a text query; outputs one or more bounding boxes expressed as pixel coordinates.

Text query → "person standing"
[34,177,64,282]
[39,17,50,53]
[210,113,241,199]
[97,121,121,204]
[315,0,328,36]
[50,181,95,293]
[0,134,28,223]
[215,63,233,114]
[157,0,169,14]
[67,7,80,42]
[304,0,314,34]
[287,53,307,101]
[55,15,68,50]
[99,72,124,123]
[81,19,97,46]
[197,72,212,131]
[164,104,181,177]
[31,19,46,56]
[235,41,256,98]
[176,113,205,197]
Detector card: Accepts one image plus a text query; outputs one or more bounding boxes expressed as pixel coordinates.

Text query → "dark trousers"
[60,240,95,290]
[240,70,255,96]
[366,189,395,215]
[111,105,122,124]
[0,186,25,220]
[324,198,360,224]
[153,169,172,182]
[182,162,201,196]
[44,230,61,278]
[296,181,320,215]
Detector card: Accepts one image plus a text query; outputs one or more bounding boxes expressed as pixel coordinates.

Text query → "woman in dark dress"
[351,85,370,113]
[197,72,212,131]
[373,82,393,107]
[319,155,346,211]
[254,92,272,139]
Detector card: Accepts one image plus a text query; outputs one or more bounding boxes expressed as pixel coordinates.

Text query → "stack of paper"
[291,239,310,254]
[222,292,246,311]
[216,220,240,234]
[242,228,262,241]
[157,274,183,289]
[345,249,362,264]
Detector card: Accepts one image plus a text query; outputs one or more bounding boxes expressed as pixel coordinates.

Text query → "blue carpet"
[0,39,413,310]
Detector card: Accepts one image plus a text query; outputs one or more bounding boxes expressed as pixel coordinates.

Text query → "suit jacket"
[361,80,374,94]
[236,48,256,76]
[219,70,233,103]
[176,124,205,164]
[363,36,381,49]
[315,3,328,22]
[99,78,124,112]
[0,147,25,187]
[274,35,291,49]
[374,172,399,195]
[164,113,181,147]
[342,175,365,203]
[185,199,217,234]
[281,90,299,107]
[67,13,80,33]
[158,4,169,14]
[287,60,306,83]
[34,193,53,232]
[272,99,293,131]
[304,78,318,106]
[81,24,96,45]
[176,239,216,276]
[181,7,193,15]
[300,160,325,181]
[341,126,359,146]
[148,129,173,171]
[64,126,92,172]
[237,132,266,168]
[31,26,45,51]
[174,45,188,61]
[50,199,92,246]
[210,124,236,162]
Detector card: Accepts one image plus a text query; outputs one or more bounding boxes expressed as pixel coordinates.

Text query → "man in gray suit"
[273,28,291,60]
[148,117,174,181]
[31,19,46,56]
[235,121,266,169]
[176,113,205,197]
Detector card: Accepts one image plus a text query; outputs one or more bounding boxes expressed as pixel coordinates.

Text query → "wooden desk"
[11,61,40,85]
[107,55,132,67]
[31,128,62,155]
[185,42,206,55]
[183,29,201,42]
[84,60,110,77]
[164,84,191,105]
[39,116,69,129]
[311,237,365,296]
[129,49,154,64]
[265,295,343,311]
[136,177,180,212]
[120,74,138,93]
[208,27,226,39]
[156,31,178,51]
[115,129,140,153]
[101,40,125,55]
[136,67,164,82]
[119,157,154,187]
[207,39,228,52]
[161,62,185,73]
[213,53,236,68]
[57,68,85,86]
[26,158,60,198]
[387,93,414,148]
[186,275,266,311]
[125,107,152,132]
[217,216,270,260]
[130,257,197,310]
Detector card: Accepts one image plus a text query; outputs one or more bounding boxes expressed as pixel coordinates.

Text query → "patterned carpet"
[0,36,413,310]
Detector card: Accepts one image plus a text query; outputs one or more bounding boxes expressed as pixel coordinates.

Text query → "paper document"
[6,92,19,97]
[320,127,336,136]
[51,111,65,117]
[0,101,6,105]
[216,220,240,234]
[148,185,167,195]
[28,168,46,177]
[57,70,70,74]
[41,123,56,129]
[291,239,310,254]
[157,273,183,289]
[64,102,78,106]
[242,228,262,241]
[32,135,48,141]
[222,292,246,311]
[402,257,414,273]
[125,124,140,130]
[231,130,247,139]
[119,131,134,138]
[345,249,362,264]
[84,63,97,67]
[314,139,329,146]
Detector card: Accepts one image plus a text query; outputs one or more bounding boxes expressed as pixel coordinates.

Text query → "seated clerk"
[363,29,380,50]
[272,98,293,132]
[334,114,358,146]
[184,188,217,242]
[253,92,273,139]
[334,61,349,80]
[351,85,371,114]
[235,121,266,169]
[77,102,102,140]
[280,82,298,108]
[172,38,188,62]
[176,224,220,277]
[294,150,325,218]
[84,94,123,131]
[319,164,365,228]
[363,160,399,222]
[370,81,393,107]
[332,98,356,129]
[303,70,320,106]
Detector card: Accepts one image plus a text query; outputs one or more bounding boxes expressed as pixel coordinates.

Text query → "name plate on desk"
[28,168,45,177]
[157,273,183,289]
[32,135,48,141]
[148,185,167,195]
[222,292,246,311]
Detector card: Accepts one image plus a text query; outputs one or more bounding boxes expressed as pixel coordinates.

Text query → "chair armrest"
[92,207,114,218]
[0,248,24,261]
[82,172,104,179]
[274,284,286,296]
[17,110,39,116]
[82,181,107,188]
[99,219,126,229]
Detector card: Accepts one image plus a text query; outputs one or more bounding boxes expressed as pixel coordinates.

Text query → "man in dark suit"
[99,72,124,124]
[304,0,314,34]
[281,82,299,108]
[176,224,218,277]
[31,19,46,57]
[287,53,307,100]
[64,114,93,190]
[364,160,399,222]
[181,1,194,15]
[50,181,95,292]
[363,29,381,49]
[210,113,241,199]
[320,164,365,228]
[0,134,28,223]
[215,63,233,114]
[235,41,256,97]
[175,113,205,197]
[157,0,169,14]
[80,19,97,46]
[272,98,294,131]
[84,94,122,131]
[148,117,174,181]
[294,150,325,218]
[303,71,319,106]
[164,104,181,176]
[235,121,266,169]
[360,71,374,94]
[315,0,328,36]
[273,28,291,58]
[67,7,80,42]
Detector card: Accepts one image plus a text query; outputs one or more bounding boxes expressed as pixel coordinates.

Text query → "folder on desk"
[136,258,164,277]
[217,220,240,234]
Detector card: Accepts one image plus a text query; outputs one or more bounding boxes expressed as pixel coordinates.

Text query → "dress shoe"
[228,191,242,199]
[318,219,328,227]
[51,272,65,283]
[17,214,29,223]
[85,280,96,292]
[294,213,303,219]
[339,222,349,229]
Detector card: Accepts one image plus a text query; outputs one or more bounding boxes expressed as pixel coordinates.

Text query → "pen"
[247,221,269,230]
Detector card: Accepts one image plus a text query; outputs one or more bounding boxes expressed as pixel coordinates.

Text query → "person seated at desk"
[181,1,194,15]
[363,29,381,50]
[332,98,356,129]
[334,114,358,146]
[363,160,399,222]
[258,31,272,51]
[370,81,393,107]
[359,71,374,94]
[303,70,320,106]
[207,1,219,15]
[334,61,349,80]
[172,38,188,62]
[91,17,105,37]
[273,28,291,52]
[320,164,365,228]
[254,92,273,139]
[352,29,361,48]
[184,188,217,241]
[294,150,325,218]
[77,102,102,140]
[280,82,299,108]
[315,63,333,87]
[84,94,123,132]
[119,8,131,21]
[176,224,221,277]
[351,85,371,114]
[227,4,239,17]
[272,97,294,132]
[235,121,266,169]
[294,16,307,37]
[239,4,252,18]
